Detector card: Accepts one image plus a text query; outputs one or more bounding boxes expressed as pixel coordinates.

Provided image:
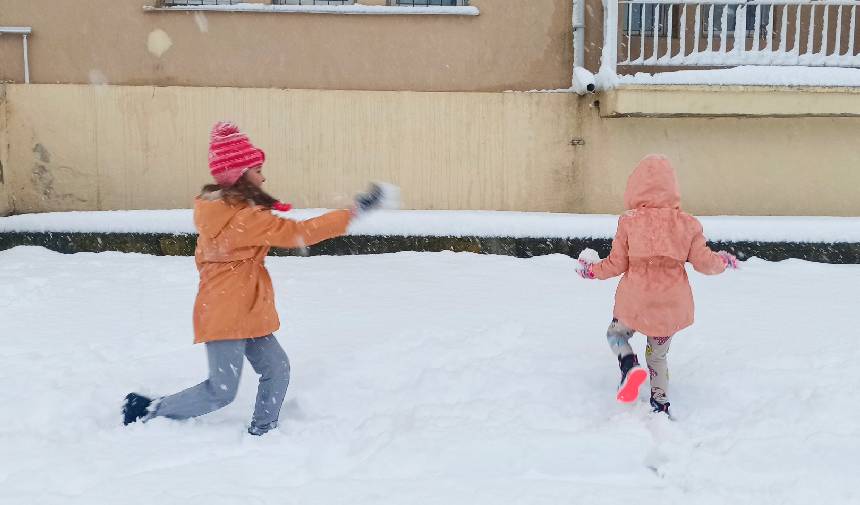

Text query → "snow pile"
[0,247,857,504]
[618,66,860,87]
[0,209,199,235]
[2,210,860,243]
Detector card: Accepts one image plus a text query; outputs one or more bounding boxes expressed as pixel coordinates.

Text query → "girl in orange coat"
[123,122,391,435]
[578,154,738,416]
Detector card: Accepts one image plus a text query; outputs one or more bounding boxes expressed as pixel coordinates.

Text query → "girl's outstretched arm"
[226,183,395,250]
[591,217,629,280]
[230,207,352,249]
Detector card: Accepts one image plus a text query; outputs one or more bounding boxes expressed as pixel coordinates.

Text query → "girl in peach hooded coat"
[578,155,738,416]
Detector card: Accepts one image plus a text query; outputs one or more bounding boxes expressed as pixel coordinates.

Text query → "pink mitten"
[717,250,739,270]
[577,259,596,279]
[576,248,600,279]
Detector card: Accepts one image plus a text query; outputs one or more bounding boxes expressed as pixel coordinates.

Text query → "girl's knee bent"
[209,380,240,406]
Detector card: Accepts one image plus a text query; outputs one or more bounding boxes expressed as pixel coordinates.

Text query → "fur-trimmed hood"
[194,189,241,239]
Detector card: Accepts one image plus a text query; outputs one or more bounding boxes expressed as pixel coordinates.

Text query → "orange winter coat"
[591,155,725,337]
[192,191,351,343]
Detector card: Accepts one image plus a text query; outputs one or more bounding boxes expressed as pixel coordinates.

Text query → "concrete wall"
[2,84,581,213]
[578,101,860,216]
[0,0,574,92]
[0,87,10,215]
[2,83,859,216]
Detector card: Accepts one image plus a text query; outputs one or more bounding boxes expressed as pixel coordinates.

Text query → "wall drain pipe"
[0,27,33,83]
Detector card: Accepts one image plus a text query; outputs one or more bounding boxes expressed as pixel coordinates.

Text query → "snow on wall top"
[618,66,860,87]
[1,209,859,243]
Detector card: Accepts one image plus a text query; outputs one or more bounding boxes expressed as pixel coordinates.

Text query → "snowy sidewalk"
[2,210,860,263]
[2,209,860,242]
[0,247,858,505]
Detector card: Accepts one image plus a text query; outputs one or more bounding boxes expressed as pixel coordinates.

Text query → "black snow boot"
[122,393,154,425]
[618,354,641,386]
[650,396,671,416]
[616,354,647,403]
[248,421,279,436]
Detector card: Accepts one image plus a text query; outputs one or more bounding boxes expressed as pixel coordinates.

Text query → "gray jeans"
[154,334,290,427]
[606,320,673,404]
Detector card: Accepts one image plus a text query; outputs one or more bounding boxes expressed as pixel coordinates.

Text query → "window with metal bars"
[704,4,772,36]
[161,0,354,5]
[623,4,673,36]
[623,3,771,38]
[160,0,239,5]
[273,0,355,5]
[389,1,469,6]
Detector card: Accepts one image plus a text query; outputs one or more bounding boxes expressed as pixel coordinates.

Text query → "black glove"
[353,183,385,216]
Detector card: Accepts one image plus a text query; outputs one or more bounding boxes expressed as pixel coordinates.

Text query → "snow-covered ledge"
[4,210,860,243]
[143,3,479,15]
[600,85,860,118]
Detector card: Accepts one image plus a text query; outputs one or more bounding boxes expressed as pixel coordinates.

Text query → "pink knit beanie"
[208,122,266,187]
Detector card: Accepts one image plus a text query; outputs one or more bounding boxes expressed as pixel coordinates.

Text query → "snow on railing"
[601,0,860,73]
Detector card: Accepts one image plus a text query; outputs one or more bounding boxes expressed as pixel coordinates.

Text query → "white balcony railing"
[600,0,860,76]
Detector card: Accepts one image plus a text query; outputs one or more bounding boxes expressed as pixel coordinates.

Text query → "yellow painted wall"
[0,88,10,215]
[578,98,860,216]
[2,84,581,213]
[2,83,859,216]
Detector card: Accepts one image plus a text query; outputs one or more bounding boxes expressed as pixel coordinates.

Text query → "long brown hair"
[201,174,279,209]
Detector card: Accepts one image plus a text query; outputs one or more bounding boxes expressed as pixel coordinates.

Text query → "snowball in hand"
[578,248,601,264]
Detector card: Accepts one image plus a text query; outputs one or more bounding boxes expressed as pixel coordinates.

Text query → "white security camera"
[572,67,596,95]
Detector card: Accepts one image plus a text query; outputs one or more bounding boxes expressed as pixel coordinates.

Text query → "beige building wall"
[579,101,860,216]
[0,87,10,215]
[2,84,582,213]
[0,0,574,92]
[3,83,860,216]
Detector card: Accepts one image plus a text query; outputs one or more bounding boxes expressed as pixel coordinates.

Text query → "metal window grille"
[160,0,240,5]
[706,3,772,36]
[390,1,469,6]
[624,3,672,35]
[272,0,355,5]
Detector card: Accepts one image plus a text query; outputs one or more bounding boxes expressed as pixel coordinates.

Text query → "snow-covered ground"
[1,247,858,505]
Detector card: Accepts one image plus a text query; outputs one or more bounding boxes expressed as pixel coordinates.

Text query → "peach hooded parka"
[591,155,726,337]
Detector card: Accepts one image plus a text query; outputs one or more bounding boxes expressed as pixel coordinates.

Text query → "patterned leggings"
[606,319,673,404]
